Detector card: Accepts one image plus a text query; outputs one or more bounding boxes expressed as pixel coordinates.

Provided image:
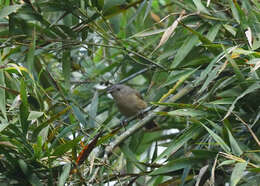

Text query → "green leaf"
[206,24,221,41]
[222,46,245,84]
[18,159,43,186]
[88,91,99,128]
[224,83,260,119]
[62,50,71,89]
[159,108,209,117]
[209,98,234,105]
[0,5,23,19]
[218,160,236,167]
[227,129,243,156]
[127,0,146,26]
[162,69,196,87]
[0,117,9,132]
[58,163,71,186]
[154,125,202,162]
[72,105,87,127]
[27,25,36,73]
[228,0,240,24]
[223,24,237,36]
[200,123,231,153]
[0,70,6,119]
[20,78,30,135]
[195,46,236,86]
[32,106,71,141]
[53,137,82,156]
[192,0,210,14]
[120,145,145,171]
[150,157,204,175]
[27,111,44,120]
[50,123,78,149]
[198,65,220,93]
[171,35,199,68]
[230,162,248,186]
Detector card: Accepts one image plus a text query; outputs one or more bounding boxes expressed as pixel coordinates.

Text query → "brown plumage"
[108,84,157,129]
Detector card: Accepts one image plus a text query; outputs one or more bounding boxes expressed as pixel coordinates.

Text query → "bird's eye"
[117,88,120,91]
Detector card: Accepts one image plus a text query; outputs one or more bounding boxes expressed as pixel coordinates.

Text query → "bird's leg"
[136,107,151,119]
[120,119,128,131]
[136,111,145,119]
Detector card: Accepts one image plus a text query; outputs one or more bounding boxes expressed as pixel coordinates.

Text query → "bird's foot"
[120,119,128,131]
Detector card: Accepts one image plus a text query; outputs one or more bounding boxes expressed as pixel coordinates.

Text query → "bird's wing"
[134,91,143,99]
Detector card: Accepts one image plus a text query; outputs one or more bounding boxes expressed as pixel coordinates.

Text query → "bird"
[107,84,157,129]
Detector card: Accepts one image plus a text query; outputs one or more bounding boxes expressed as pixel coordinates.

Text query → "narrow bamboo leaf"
[191,150,217,159]
[8,124,34,156]
[227,129,243,156]
[27,111,44,120]
[33,136,42,159]
[62,50,71,89]
[201,123,231,153]
[223,24,237,36]
[120,145,145,171]
[159,67,199,102]
[150,157,204,175]
[0,70,6,119]
[180,165,191,186]
[192,0,210,14]
[0,5,22,19]
[230,162,247,186]
[199,65,220,93]
[27,173,43,186]
[53,137,82,156]
[50,124,78,149]
[224,83,260,119]
[32,106,71,141]
[154,125,202,162]
[206,24,221,41]
[195,46,237,86]
[249,168,260,173]
[206,119,222,133]
[88,91,99,128]
[162,69,195,87]
[171,35,199,68]
[72,105,87,126]
[159,109,209,117]
[209,98,234,105]
[143,0,152,21]
[18,159,29,177]
[223,46,245,83]
[127,0,146,26]
[180,23,212,45]
[228,0,240,23]
[18,159,43,186]
[20,78,30,135]
[0,117,9,132]
[131,29,166,38]
[218,160,236,167]
[27,25,36,73]
[232,0,247,27]
[58,163,71,186]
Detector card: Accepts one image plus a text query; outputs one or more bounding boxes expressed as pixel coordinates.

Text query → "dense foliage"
[0,0,260,185]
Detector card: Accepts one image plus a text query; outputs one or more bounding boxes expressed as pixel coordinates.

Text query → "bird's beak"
[107,85,115,93]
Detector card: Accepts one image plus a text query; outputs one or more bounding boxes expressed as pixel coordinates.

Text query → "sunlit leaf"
[230,162,247,186]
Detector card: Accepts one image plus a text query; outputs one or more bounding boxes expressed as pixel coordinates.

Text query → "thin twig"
[233,112,260,147]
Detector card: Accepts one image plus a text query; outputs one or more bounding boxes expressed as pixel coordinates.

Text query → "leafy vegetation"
[0,0,260,185]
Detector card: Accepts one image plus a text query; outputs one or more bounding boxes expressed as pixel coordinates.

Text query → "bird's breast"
[115,94,147,117]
